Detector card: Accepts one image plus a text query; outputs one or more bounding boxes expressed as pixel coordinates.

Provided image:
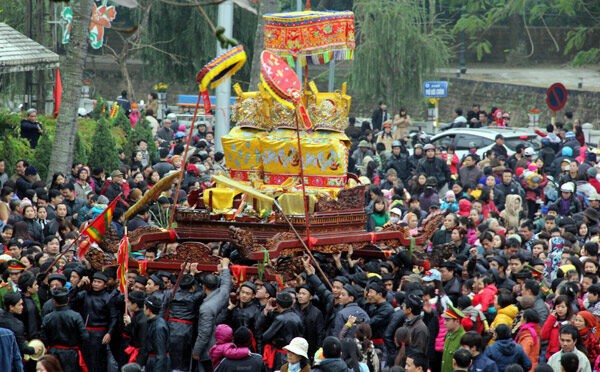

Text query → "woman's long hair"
[341,338,363,372]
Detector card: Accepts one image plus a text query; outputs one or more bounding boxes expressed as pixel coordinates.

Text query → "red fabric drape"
[53,68,62,118]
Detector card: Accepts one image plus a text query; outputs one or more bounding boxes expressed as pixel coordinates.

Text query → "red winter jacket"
[472,284,497,313]
[541,313,570,359]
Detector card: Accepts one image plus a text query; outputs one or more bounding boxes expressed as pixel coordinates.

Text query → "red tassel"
[424,260,431,271]
[275,274,285,290]
[201,90,212,113]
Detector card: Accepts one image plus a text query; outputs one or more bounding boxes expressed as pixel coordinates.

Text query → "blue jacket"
[469,353,499,372]
[332,302,370,338]
[0,327,23,372]
[484,339,531,372]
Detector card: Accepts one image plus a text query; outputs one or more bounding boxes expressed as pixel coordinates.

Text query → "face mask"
[390,216,399,224]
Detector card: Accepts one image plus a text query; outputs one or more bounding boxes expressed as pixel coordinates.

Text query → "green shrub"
[123,119,158,164]
[89,117,120,172]
[31,134,53,180]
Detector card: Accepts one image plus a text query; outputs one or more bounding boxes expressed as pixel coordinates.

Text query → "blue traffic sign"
[423,81,448,98]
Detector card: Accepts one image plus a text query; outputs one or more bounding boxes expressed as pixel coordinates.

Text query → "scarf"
[516,322,538,345]
[288,362,301,372]
[579,326,592,339]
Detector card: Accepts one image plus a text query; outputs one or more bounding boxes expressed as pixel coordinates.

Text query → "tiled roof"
[0,22,59,73]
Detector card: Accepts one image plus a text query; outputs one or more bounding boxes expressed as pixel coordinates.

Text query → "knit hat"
[588,167,598,178]
[458,199,471,217]
[562,147,573,157]
[445,190,455,199]
[579,310,597,329]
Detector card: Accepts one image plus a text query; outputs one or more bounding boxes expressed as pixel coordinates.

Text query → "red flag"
[78,197,119,259]
[53,68,62,119]
[117,234,130,294]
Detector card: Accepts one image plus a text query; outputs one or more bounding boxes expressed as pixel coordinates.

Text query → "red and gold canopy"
[263,10,355,67]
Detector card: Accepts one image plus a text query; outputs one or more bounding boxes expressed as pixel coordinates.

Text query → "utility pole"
[214,0,234,153]
[295,0,303,83]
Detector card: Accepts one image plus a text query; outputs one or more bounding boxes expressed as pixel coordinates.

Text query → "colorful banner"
[263,11,355,67]
[117,234,129,294]
[79,197,119,259]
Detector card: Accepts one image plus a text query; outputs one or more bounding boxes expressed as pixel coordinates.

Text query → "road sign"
[546,83,567,112]
[423,81,448,98]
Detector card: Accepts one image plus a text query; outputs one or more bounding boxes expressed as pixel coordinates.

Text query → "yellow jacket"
[491,304,519,330]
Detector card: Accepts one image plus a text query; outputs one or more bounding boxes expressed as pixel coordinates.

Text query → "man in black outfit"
[139,295,171,371]
[371,101,389,132]
[41,288,89,372]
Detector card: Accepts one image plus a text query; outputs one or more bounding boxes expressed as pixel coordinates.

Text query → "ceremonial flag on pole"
[117,233,129,294]
[78,197,119,259]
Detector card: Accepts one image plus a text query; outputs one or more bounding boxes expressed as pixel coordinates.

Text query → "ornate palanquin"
[90,10,445,281]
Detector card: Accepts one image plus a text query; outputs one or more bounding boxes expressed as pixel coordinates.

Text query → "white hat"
[390,208,402,216]
[589,193,600,201]
[283,337,309,359]
[524,147,536,156]
[0,254,12,263]
[560,182,575,193]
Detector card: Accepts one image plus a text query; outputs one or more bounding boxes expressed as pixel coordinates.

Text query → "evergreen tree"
[73,131,89,165]
[124,119,158,164]
[112,109,131,135]
[32,134,53,180]
[0,133,32,175]
[89,118,120,172]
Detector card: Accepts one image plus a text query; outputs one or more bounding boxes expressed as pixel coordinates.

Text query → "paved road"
[440,64,600,91]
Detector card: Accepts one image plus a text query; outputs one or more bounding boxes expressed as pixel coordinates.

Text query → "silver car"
[428,127,541,160]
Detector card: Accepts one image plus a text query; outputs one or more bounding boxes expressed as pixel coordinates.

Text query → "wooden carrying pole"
[169,91,204,227]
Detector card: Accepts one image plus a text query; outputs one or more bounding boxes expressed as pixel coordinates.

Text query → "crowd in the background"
[1,98,599,372]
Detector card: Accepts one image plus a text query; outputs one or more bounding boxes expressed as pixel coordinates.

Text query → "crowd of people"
[0,98,599,372]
